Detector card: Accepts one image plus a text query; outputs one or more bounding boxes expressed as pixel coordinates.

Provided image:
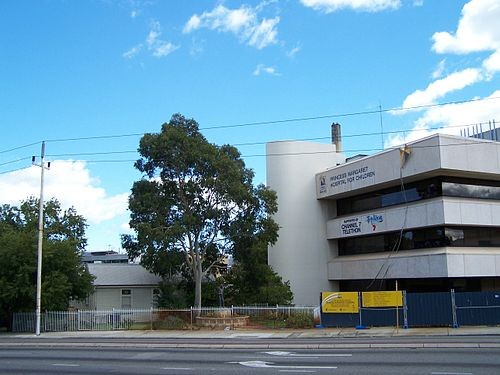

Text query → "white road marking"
[431,373,473,375]
[162,368,193,371]
[264,351,352,357]
[51,363,80,367]
[234,360,337,369]
[230,333,273,338]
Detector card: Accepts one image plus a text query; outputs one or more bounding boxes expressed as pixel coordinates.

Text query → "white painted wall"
[266,141,345,305]
[94,287,157,310]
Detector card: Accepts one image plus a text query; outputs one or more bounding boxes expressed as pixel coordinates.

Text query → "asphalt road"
[1,336,500,374]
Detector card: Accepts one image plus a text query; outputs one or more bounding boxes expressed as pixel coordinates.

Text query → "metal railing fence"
[12,305,316,333]
[14,290,498,332]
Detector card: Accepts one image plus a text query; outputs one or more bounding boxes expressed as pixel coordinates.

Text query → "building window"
[442,182,500,200]
[336,177,500,216]
[338,226,500,256]
[121,289,132,309]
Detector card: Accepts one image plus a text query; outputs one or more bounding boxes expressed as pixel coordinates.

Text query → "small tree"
[122,114,279,309]
[224,227,293,306]
[0,198,93,329]
[154,280,188,308]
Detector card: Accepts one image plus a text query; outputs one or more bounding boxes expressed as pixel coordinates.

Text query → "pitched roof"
[87,263,162,287]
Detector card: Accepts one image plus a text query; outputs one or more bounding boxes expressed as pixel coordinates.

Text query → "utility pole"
[32,141,50,336]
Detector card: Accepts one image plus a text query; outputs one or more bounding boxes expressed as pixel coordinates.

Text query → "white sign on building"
[340,213,385,237]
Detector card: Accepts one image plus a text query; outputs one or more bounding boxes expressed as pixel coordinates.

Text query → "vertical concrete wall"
[266,141,345,305]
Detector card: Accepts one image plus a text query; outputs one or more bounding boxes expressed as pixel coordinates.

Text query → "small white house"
[83,264,162,310]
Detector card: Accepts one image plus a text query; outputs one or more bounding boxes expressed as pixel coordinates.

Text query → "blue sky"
[1,0,499,252]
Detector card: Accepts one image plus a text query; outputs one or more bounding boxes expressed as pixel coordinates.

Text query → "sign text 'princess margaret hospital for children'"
[330,166,375,189]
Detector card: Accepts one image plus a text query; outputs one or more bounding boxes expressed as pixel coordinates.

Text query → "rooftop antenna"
[379,101,384,150]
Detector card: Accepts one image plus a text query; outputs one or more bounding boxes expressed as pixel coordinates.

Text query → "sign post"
[395,280,399,332]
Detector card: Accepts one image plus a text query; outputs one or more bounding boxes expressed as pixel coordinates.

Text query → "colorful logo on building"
[319,175,326,193]
[366,214,383,231]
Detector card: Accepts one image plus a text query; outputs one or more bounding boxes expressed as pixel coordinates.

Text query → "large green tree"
[0,198,93,329]
[122,114,280,309]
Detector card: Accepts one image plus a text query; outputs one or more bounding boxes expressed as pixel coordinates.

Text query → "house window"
[121,289,132,309]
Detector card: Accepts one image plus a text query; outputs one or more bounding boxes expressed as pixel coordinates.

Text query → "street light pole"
[33,141,49,336]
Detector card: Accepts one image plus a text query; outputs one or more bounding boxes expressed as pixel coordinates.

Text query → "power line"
[0,157,32,167]
[1,126,497,170]
[256,138,500,158]
[20,137,499,165]
[51,159,138,164]
[1,95,499,155]
[46,150,137,158]
[0,165,32,175]
[0,141,41,155]
[1,119,494,166]
[198,96,500,131]
[45,132,145,143]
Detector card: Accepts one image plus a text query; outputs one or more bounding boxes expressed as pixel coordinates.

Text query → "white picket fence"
[12,306,316,333]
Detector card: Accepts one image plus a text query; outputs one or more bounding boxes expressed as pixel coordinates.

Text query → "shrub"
[285,313,314,328]
[153,316,188,330]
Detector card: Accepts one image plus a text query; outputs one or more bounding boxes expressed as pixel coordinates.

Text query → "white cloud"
[432,59,446,79]
[398,0,500,113]
[248,17,280,49]
[188,37,205,56]
[183,4,279,49]
[483,50,500,74]
[146,21,180,57]
[286,44,301,58]
[0,161,128,225]
[402,68,482,109]
[387,91,500,148]
[146,22,161,47]
[152,41,179,57]
[390,1,500,152]
[183,15,201,33]
[121,221,132,232]
[122,45,142,59]
[300,0,401,13]
[432,0,500,54]
[123,20,179,59]
[253,64,281,76]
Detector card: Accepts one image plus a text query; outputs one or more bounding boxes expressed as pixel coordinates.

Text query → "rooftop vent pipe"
[331,122,342,153]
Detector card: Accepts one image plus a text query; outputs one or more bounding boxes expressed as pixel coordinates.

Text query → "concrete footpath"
[3,326,500,350]
[8,325,500,339]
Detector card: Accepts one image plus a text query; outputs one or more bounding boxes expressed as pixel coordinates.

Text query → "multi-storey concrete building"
[267,132,500,305]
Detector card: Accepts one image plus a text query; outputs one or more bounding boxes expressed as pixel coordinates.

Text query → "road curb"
[2,341,500,350]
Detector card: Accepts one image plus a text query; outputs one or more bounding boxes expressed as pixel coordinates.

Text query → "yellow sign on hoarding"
[362,291,403,307]
[321,292,359,313]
